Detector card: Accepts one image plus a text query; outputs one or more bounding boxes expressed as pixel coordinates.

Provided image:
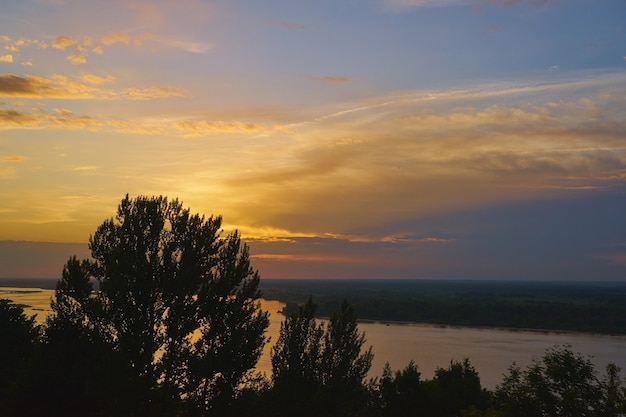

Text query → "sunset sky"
[1,0,626,280]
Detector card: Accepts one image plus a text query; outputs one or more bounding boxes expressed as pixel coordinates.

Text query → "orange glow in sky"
[1,0,626,280]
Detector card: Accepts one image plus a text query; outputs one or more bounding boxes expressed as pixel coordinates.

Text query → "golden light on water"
[0,287,55,324]
[0,287,286,376]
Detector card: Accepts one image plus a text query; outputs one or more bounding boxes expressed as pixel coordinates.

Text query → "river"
[3,287,626,390]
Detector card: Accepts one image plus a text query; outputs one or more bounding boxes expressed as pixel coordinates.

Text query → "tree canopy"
[270,297,374,417]
[13,195,269,416]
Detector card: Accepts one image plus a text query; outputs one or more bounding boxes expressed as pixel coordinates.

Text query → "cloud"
[130,32,210,52]
[79,73,115,85]
[107,119,166,135]
[272,20,308,30]
[308,75,352,83]
[50,33,142,64]
[138,33,213,53]
[0,109,39,126]
[382,234,455,244]
[0,74,101,98]
[217,72,626,237]
[0,105,292,138]
[382,0,470,10]
[101,32,130,46]
[0,74,186,100]
[381,0,558,10]
[173,120,290,137]
[0,107,101,130]
[52,36,79,50]
[0,55,13,63]
[2,155,27,162]
[250,253,357,263]
[52,36,86,65]
[71,165,99,174]
[66,53,87,65]
[121,86,187,100]
[485,0,559,6]
[0,36,48,54]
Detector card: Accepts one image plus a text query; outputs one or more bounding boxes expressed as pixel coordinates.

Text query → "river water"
[4,287,626,390]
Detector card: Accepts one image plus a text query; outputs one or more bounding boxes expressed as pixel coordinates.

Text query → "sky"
[1,0,626,280]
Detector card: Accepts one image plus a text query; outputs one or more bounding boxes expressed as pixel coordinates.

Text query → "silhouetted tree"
[15,195,269,416]
[494,345,626,417]
[379,360,429,417]
[602,363,626,417]
[270,296,324,415]
[321,299,374,415]
[0,299,38,414]
[269,297,373,417]
[9,255,138,417]
[425,358,489,417]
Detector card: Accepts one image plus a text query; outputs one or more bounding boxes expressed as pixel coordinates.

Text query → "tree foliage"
[271,296,324,395]
[0,299,38,412]
[270,297,373,416]
[494,345,626,417]
[379,360,426,417]
[428,358,489,417]
[14,195,270,416]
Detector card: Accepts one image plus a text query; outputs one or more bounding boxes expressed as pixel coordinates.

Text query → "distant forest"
[260,279,626,335]
[3,277,626,335]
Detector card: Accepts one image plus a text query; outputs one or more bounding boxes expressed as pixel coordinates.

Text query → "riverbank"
[4,277,625,335]
[260,278,626,335]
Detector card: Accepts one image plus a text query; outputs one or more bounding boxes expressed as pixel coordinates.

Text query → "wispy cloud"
[381,0,558,11]
[0,109,39,126]
[250,252,362,264]
[1,155,27,162]
[23,30,212,66]
[0,106,291,137]
[219,72,626,236]
[308,75,353,83]
[173,120,291,137]
[0,74,186,100]
[52,36,86,65]
[133,32,213,53]
[0,36,48,66]
[0,108,103,130]
[382,0,470,11]
[52,36,79,50]
[485,0,559,7]
[122,86,186,100]
[79,73,115,85]
[271,20,309,31]
[101,32,130,46]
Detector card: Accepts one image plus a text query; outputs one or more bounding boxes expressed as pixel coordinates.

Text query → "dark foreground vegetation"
[1,195,626,416]
[261,278,626,334]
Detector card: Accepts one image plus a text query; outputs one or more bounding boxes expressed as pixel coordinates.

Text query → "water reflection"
[361,321,626,389]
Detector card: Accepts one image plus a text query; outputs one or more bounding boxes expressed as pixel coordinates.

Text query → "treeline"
[262,279,626,334]
[3,295,626,417]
